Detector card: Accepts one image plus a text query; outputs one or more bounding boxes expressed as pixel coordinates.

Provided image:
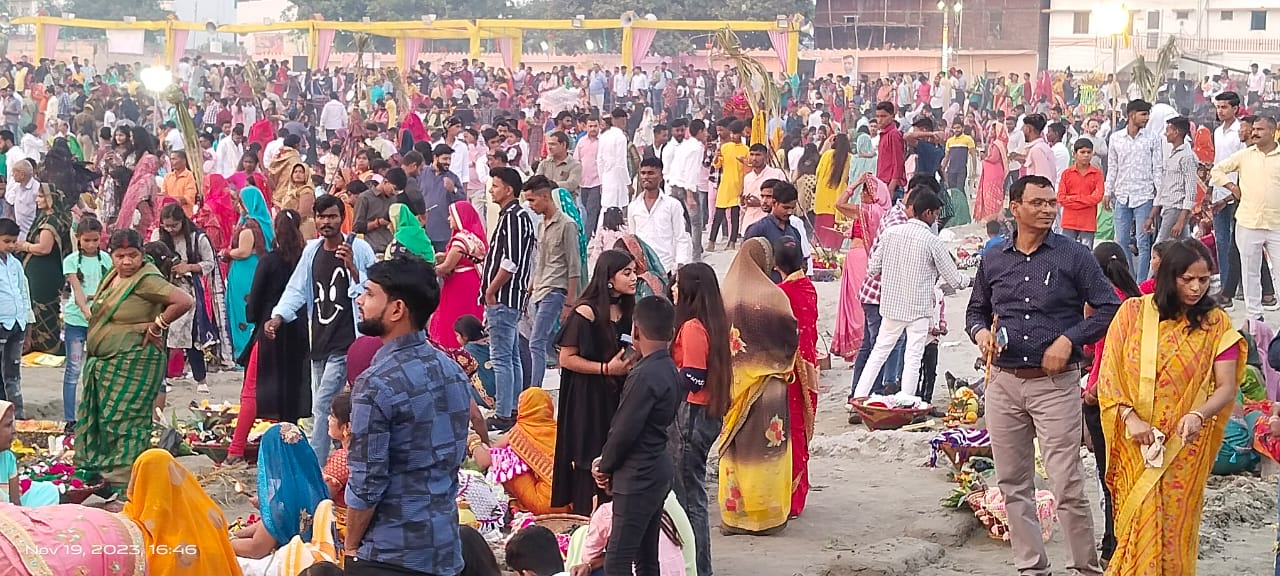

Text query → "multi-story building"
[1048,1,1280,75]
[813,0,1043,52]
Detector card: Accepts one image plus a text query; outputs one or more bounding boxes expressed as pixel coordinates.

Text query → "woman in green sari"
[75,229,193,486]
[17,181,72,354]
[553,187,588,278]
[616,234,668,299]
[385,203,435,262]
[225,185,272,361]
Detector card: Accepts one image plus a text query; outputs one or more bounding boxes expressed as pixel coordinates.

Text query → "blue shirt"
[979,235,1005,256]
[0,254,29,330]
[270,238,377,338]
[346,331,472,574]
[743,216,805,283]
[419,166,465,244]
[965,232,1119,369]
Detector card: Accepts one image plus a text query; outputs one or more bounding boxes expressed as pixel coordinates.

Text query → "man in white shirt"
[1004,114,1025,190]
[598,108,632,211]
[808,103,824,129]
[628,156,692,273]
[668,119,707,262]
[630,69,649,100]
[446,117,470,186]
[660,118,685,173]
[7,160,39,237]
[263,127,287,167]
[215,125,245,178]
[613,67,630,109]
[1248,63,1266,107]
[318,92,348,139]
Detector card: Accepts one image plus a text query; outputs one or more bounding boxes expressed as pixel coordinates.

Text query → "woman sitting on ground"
[232,422,329,574]
[472,388,567,515]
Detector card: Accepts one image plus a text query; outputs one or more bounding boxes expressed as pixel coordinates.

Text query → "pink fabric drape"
[768,30,789,72]
[316,29,336,69]
[404,38,422,69]
[171,30,189,70]
[631,28,657,67]
[496,37,513,70]
[41,24,60,60]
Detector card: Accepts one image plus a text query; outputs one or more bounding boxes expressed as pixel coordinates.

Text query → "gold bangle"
[1189,410,1207,424]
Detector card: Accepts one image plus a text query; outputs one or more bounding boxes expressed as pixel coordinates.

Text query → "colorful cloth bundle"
[965,487,1057,543]
[927,428,991,468]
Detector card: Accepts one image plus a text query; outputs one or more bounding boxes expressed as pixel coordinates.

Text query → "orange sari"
[1097,297,1244,575]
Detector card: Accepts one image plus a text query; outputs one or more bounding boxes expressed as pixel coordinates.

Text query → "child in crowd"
[321,390,351,508]
[0,219,29,419]
[62,216,110,427]
[1056,139,1104,247]
[0,399,58,505]
[454,315,495,409]
[920,286,947,409]
[506,525,566,576]
[587,207,627,270]
[570,488,694,576]
[980,220,1006,256]
[1142,240,1176,295]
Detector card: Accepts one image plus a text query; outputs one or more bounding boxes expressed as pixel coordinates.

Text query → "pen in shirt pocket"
[1044,271,1051,285]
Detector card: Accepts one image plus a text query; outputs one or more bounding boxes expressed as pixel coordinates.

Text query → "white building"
[1048,1,1280,76]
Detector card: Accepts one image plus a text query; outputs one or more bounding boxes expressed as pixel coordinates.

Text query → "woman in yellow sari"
[812,134,853,250]
[718,237,798,535]
[472,388,567,515]
[1097,239,1244,576]
[123,448,243,575]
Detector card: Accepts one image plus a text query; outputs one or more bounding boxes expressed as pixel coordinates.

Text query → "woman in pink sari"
[973,121,1009,223]
[0,503,147,575]
[193,174,238,260]
[829,173,890,361]
[113,152,161,237]
[429,202,488,348]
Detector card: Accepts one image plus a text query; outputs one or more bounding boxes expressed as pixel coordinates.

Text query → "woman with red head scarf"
[428,202,489,348]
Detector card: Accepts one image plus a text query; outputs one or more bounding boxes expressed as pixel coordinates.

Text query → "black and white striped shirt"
[481,200,537,310]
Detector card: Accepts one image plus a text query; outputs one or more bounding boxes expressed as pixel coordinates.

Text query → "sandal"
[196,383,210,394]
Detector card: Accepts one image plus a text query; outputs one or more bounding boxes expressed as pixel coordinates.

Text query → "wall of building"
[814,0,1041,52]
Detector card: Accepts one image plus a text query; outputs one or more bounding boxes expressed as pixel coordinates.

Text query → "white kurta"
[597,127,630,210]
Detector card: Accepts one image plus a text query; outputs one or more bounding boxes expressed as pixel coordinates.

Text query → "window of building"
[1221,11,1233,21]
[989,12,1003,37]
[1073,11,1090,34]
[1175,10,1191,20]
[1147,10,1161,30]
[1252,10,1267,30]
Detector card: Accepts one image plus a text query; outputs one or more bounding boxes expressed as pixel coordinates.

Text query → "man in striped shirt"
[482,167,536,432]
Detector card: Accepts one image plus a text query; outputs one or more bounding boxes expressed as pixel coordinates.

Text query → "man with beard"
[345,255,471,576]
[265,194,377,462]
[421,143,465,253]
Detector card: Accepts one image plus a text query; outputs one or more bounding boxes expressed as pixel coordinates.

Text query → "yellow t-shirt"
[13,68,26,93]
[716,142,749,209]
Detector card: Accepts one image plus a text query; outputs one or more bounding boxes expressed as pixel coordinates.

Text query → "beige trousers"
[986,367,1103,576]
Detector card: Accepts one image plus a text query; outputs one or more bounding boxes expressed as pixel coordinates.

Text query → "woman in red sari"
[829,173,890,361]
[775,237,818,519]
[429,202,488,348]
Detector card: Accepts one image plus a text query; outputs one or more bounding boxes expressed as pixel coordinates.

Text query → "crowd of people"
[0,48,1265,576]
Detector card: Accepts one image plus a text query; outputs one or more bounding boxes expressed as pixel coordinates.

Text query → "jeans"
[0,324,23,419]
[345,557,434,575]
[848,303,905,399]
[1235,224,1280,319]
[582,186,603,233]
[63,324,87,422]
[670,402,720,576]
[309,352,348,463]
[709,206,741,244]
[1153,206,1190,243]
[529,289,566,389]
[853,316,930,399]
[920,341,939,406]
[487,304,523,418]
[606,491,665,576]
[1061,229,1095,248]
[1112,200,1153,281]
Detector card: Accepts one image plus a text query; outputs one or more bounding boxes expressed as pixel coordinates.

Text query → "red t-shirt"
[673,319,710,405]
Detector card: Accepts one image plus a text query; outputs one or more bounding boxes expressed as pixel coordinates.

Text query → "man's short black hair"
[1215,91,1241,107]
[505,526,565,575]
[283,134,301,148]
[403,151,425,166]
[313,194,347,218]
[1167,116,1191,137]
[385,167,407,190]
[0,130,13,145]
[640,156,663,170]
[910,190,945,215]
[689,119,706,137]
[611,107,628,119]
[670,118,688,129]
[729,120,745,134]
[1023,114,1047,133]
[748,143,768,154]
[1073,139,1094,153]
[1126,99,1153,114]
[0,218,17,238]
[875,101,896,115]
[523,174,554,194]
[912,116,934,130]
[366,256,441,329]
[1010,175,1054,202]
[772,181,799,204]
[490,166,523,194]
[634,295,676,342]
[1047,122,1066,140]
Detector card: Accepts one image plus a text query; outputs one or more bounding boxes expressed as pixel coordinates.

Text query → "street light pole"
[939,1,950,71]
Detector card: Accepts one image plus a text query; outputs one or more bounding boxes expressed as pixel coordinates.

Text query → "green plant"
[1130,36,1179,102]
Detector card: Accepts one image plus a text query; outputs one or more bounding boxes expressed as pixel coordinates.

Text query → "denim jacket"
[270,237,377,337]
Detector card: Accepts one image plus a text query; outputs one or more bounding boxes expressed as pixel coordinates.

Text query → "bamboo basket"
[848,398,932,431]
[532,513,591,534]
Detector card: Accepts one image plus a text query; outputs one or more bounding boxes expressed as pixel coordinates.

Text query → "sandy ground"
[12,222,1278,574]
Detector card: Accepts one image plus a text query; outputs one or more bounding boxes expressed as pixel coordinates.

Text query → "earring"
[608,282,614,290]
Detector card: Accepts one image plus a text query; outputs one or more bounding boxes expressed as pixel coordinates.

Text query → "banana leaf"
[164,85,204,201]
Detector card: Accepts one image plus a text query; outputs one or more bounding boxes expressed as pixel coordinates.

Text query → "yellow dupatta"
[278,499,340,574]
[1098,296,1244,575]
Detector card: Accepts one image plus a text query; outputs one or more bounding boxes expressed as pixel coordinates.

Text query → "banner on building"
[106,29,146,56]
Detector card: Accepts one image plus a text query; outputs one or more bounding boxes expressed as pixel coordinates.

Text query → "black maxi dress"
[550,309,629,515]
[240,250,311,421]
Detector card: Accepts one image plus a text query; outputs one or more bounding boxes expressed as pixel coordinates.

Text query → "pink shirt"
[582,502,684,576]
[576,136,602,188]
[1024,138,1057,181]
[741,166,787,229]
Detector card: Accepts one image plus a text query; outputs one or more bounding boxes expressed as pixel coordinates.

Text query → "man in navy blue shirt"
[743,181,805,283]
[345,255,472,576]
[966,175,1117,576]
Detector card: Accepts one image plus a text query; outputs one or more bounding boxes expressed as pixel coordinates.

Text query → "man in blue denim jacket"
[265,194,376,462]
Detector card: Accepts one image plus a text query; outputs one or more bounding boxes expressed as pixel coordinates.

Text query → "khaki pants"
[987,367,1102,576]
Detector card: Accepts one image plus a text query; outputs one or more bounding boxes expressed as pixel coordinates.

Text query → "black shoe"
[486,415,516,433]
[1221,296,1234,309]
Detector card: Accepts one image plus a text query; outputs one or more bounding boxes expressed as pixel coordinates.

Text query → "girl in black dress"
[550,249,639,514]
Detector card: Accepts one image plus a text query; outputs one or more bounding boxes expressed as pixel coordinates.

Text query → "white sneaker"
[196,383,210,394]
